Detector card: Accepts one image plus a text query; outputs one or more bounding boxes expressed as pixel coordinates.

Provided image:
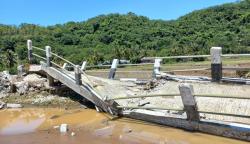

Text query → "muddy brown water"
[0,108,248,144]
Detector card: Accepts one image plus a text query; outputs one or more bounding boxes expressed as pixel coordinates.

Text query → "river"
[0,108,248,144]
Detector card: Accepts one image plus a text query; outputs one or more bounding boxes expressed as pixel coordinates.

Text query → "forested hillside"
[0,0,249,72]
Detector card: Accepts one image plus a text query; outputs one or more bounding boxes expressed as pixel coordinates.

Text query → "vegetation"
[0,0,249,72]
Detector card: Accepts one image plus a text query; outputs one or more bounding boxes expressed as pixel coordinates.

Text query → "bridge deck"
[35,62,250,125]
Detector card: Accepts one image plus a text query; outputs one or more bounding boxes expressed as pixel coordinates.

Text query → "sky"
[0,0,237,26]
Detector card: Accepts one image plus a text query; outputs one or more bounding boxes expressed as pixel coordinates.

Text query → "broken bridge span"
[26,40,250,141]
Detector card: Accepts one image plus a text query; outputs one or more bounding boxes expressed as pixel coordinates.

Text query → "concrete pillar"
[17,65,24,77]
[152,59,161,79]
[210,47,222,82]
[108,59,119,79]
[81,61,87,71]
[47,74,55,87]
[179,83,200,121]
[45,46,52,67]
[27,40,33,64]
[75,65,82,85]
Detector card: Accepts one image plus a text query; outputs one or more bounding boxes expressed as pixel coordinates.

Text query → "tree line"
[0,0,249,73]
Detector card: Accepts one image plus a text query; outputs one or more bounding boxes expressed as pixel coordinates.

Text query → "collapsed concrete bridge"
[26,40,250,141]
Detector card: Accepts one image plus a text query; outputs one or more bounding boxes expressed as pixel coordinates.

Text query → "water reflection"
[0,118,44,135]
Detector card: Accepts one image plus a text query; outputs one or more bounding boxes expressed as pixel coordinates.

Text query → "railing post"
[45,45,54,86]
[62,63,68,69]
[27,40,33,64]
[211,47,222,82]
[75,65,82,85]
[17,65,24,77]
[152,58,161,79]
[108,59,119,79]
[81,61,87,71]
[45,46,52,67]
[179,83,200,121]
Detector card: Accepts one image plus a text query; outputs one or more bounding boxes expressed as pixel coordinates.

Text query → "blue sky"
[0,0,237,26]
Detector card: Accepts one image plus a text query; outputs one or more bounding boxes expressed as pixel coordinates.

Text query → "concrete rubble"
[0,71,47,96]
[23,74,46,88]
[71,132,76,136]
[0,71,12,98]
[14,81,29,94]
[60,124,68,133]
[0,100,5,109]
[6,103,23,108]
[0,100,22,109]
[0,71,68,109]
[0,70,84,109]
[32,95,67,104]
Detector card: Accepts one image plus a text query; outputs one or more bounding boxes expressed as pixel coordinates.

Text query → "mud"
[0,108,248,144]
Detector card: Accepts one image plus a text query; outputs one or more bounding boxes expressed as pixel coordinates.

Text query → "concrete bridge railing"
[58,46,250,84]
[27,40,120,115]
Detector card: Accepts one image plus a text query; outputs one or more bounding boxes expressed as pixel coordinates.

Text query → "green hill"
[0,0,249,72]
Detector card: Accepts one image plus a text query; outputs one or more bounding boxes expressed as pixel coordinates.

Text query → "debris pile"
[0,72,47,96]
[0,71,12,98]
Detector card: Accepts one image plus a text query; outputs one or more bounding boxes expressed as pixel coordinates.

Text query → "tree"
[1,39,17,68]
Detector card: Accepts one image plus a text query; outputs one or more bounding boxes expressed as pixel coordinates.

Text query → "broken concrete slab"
[23,74,46,88]
[6,103,22,108]
[60,124,68,133]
